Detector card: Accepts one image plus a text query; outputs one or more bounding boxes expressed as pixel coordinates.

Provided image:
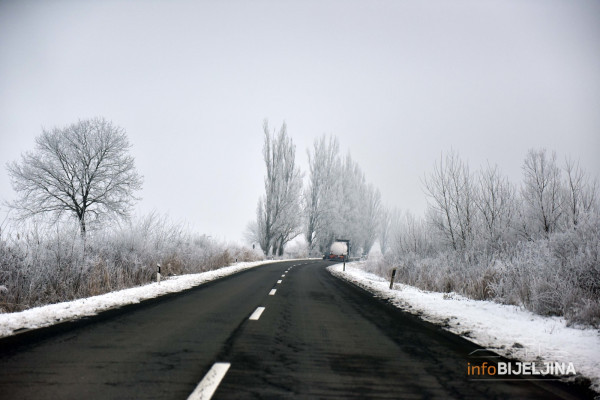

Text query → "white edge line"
[269,289,277,295]
[187,362,231,400]
[249,306,266,320]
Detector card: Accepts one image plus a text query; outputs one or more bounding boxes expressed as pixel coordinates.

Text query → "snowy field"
[0,259,294,338]
[329,262,600,394]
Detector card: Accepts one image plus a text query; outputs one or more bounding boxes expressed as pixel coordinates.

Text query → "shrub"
[364,213,599,327]
[0,215,262,313]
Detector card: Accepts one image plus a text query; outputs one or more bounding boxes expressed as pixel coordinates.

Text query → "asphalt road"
[0,260,594,399]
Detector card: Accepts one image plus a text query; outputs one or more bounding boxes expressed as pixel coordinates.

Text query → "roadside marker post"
[157,263,161,284]
[335,238,350,272]
[389,268,397,289]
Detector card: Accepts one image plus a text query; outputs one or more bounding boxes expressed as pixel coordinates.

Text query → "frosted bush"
[0,215,262,313]
[366,212,599,326]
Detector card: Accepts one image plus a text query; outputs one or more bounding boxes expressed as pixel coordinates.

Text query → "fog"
[1,0,599,243]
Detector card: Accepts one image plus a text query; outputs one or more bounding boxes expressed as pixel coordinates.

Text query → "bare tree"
[255,120,302,256]
[6,118,143,236]
[424,153,456,249]
[563,158,598,228]
[521,149,563,237]
[423,151,475,250]
[475,163,515,246]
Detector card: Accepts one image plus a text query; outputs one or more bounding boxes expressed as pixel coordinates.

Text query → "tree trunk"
[79,215,86,238]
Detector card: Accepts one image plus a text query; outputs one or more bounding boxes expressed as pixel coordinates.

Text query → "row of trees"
[304,136,381,256]
[249,122,598,267]
[248,122,381,257]
[379,149,598,260]
[376,149,599,326]
[413,149,598,254]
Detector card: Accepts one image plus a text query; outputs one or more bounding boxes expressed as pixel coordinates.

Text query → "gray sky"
[1,0,599,243]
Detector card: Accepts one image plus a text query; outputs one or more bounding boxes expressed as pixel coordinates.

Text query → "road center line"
[187,362,231,400]
[269,289,277,295]
[249,307,266,320]
[277,280,282,284]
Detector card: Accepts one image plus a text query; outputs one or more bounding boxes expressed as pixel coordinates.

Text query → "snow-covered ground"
[0,259,292,338]
[329,262,600,393]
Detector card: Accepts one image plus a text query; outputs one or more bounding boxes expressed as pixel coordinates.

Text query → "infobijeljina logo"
[467,361,576,378]
[467,348,576,381]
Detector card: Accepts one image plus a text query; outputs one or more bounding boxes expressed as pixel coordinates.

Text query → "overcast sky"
[1,0,599,243]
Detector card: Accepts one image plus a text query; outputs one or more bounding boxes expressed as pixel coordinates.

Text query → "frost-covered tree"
[304,135,341,254]
[255,121,302,256]
[563,158,598,229]
[6,118,143,237]
[475,163,515,246]
[520,149,564,238]
[424,151,475,250]
[303,146,380,257]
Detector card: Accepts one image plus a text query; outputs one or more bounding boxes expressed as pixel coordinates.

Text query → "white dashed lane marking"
[187,362,231,400]
[277,280,282,284]
[269,289,277,296]
[249,307,266,321]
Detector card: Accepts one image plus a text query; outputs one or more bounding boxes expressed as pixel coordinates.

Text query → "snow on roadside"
[329,262,600,393]
[0,259,291,338]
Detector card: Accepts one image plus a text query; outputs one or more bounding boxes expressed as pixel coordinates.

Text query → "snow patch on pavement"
[329,262,600,393]
[0,260,291,338]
